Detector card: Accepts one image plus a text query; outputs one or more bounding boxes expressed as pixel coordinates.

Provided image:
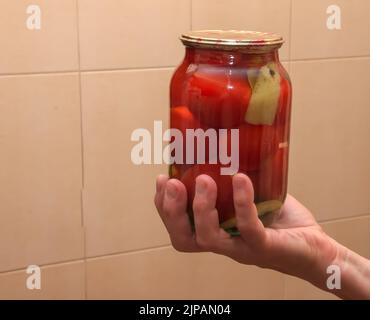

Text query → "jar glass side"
[169,46,292,233]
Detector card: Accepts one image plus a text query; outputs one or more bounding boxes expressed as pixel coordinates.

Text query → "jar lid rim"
[180,30,284,49]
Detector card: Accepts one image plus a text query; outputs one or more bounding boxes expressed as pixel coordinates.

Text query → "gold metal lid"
[180,30,284,52]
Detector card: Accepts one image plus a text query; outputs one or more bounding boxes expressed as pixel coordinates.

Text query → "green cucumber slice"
[256,200,283,216]
[245,63,281,126]
[220,199,282,230]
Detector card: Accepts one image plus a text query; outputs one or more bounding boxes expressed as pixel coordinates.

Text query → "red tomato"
[257,148,288,202]
[187,70,251,128]
[171,105,218,166]
[275,77,291,141]
[170,106,201,166]
[170,61,190,107]
[219,123,279,172]
[237,168,261,198]
[171,105,201,134]
[181,164,235,223]
[240,123,279,171]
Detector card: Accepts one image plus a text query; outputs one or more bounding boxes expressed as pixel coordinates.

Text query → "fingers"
[155,173,270,257]
[154,174,168,214]
[232,173,267,248]
[155,176,199,252]
[193,175,231,252]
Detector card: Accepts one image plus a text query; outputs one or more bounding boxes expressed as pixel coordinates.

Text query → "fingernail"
[165,181,178,199]
[196,177,207,194]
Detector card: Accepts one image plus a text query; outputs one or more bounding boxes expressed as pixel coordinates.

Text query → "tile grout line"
[0,244,172,275]
[290,54,370,62]
[318,212,370,224]
[0,66,176,78]
[74,0,87,300]
[86,244,173,261]
[2,211,369,274]
[75,3,84,231]
[78,65,176,74]
[1,56,370,79]
[0,258,86,275]
[0,70,80,77]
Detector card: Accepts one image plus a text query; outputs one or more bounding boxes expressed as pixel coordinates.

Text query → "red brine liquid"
[170,31,292,234]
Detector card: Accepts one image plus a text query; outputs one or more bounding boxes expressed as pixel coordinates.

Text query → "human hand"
[154,173,370,299]
[155,173,336,280]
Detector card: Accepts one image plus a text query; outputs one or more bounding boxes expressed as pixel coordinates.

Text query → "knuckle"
[170,237,194,253]
[195,235,213,251]
[234,195,247,208]
[171,242,187,252]
[237,221,251,234]
[192,199,208,214]
[162,201,175,218]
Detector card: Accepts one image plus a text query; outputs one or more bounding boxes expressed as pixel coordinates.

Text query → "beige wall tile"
[285,215,370,299]
[288,58,370,221]
[321,216,370,259]
[291,0,370,60]
[282,61,290,73]
[86,246,284,299]
[0,261,85,300]
[0,0,78,74]
[78,0,190,70]
[0,74,84,272]
[82,69,172,257]
[284,276,339,300]
[192,0,291,60]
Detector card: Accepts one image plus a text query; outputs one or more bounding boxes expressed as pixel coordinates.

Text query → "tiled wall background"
[0,0,369,299]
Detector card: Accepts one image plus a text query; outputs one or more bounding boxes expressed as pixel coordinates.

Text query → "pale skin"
[155,173,370,300]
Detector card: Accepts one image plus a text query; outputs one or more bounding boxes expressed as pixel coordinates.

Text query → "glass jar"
[169,30,292,235]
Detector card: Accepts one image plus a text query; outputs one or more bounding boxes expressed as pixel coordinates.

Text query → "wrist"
[265,228,340,287]
[262,227,370,299]
[294,233,341,291]
[329,243,370,299]
[303,236,370,300]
